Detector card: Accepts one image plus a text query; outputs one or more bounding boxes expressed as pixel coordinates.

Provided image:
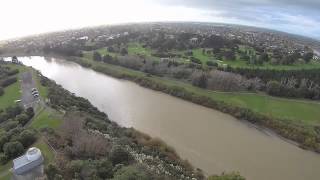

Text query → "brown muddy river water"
[16,56,320,180]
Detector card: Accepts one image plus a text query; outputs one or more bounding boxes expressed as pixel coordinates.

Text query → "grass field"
[79,56,320,126]
[0,82,21,110]
[34,140,55,165]
[30,108,62,129]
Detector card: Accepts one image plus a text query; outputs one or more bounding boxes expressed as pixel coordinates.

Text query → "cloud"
[155,0,320,39]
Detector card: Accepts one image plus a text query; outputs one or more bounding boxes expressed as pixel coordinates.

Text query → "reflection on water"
[15,56,320,180]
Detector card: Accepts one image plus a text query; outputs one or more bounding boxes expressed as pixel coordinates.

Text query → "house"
[13,147,44,175]
[12,56,20,64]
[190,37,199,44]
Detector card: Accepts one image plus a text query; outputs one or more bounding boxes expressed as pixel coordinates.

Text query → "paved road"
[20,71,39,109]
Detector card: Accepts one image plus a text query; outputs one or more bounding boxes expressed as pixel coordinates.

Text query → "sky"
[0,0,319,40]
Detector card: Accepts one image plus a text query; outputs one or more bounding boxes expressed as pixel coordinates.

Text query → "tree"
[109,146,132,165]
[3,121,19,131]
[120,48,128,56]
[93,51,102,61]
[45,164,61,180]
[0,153,8,164]
[15,113,30,125]
[0,87,4,96]
[103,54,113,63]
[97,159,114,178]
[18,129,37,147]
[208,172,245,180]
[3,141,24,158]
[266,81,281,95]
[26,107,35,118]
[259,53,269,62]
[112,166,148,180]
[191,72,207,88]
[303,52,314,63]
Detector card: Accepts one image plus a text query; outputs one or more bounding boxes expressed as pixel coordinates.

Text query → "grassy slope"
[79,56,320,126]
[30,108,62,129]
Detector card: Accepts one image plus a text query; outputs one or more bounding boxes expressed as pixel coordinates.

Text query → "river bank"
[59,55,320,153]
[13,56,320,180]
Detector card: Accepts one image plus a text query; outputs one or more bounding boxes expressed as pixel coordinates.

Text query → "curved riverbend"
[18,56,320,180]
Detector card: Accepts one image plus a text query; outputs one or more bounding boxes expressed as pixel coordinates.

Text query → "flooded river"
[16,56,320,180]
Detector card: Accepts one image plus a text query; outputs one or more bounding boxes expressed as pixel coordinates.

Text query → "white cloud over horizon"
[0,0,319,41]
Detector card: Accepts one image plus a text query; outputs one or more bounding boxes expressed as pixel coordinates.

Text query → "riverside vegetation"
[0,61,243,179]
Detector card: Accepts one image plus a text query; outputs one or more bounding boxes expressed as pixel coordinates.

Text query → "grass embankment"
[68,55,320,152]
[30,108,62,129]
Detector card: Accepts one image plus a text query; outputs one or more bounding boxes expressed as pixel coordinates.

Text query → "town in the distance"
[0,22,320,180]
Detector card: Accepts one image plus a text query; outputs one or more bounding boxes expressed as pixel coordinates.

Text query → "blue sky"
[0,0,319,40]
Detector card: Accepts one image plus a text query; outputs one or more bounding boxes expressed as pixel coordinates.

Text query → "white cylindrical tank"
[26,147,42,161]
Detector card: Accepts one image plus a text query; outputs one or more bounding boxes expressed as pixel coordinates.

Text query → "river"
[15,56,320,180]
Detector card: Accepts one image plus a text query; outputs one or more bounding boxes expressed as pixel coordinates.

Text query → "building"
[13,147,44,175]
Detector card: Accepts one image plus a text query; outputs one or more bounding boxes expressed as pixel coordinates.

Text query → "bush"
[15,113,30,125]
[206,60,218,67]
[0,87,4,96]
[1,77,17,87]
[112,166,148,180]
[3,141,24,159]
[0,153,8,164]
[190,57,202,64]
[0,135,9,151]
[208,172,245,180]
[109,146,132,165]
[97,159,114,178]
[93,51,102,61]
[26,107,35,118]
[45,163,62,180]
[3,120,19,131]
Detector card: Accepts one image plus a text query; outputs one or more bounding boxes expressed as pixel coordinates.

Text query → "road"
[20,71,39,109]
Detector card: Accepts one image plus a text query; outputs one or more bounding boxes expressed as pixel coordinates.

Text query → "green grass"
[0,64,29,110]
[187,47,320,70]
[128,42,153,57]
[32,70,48,98]
[192,48,212,63]
[34,140,55,165]
[0,161,12,180]
[79,55,320,126]
[0,81,21,110]
[30,108,62,129]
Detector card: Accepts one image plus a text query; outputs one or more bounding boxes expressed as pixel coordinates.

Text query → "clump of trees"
[266,77,320,99]
[0,106,36,164]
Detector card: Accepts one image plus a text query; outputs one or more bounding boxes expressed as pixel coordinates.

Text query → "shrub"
[109,146,132,165]
[93,51,102,61]
[0,87,4,96]
[3,120,19,131]
[0,153,8,164]
[112,166,148,180]
[15,113,30,125]
[97,159,114,178]
[208,172,245,180]
[1,77,17,87]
